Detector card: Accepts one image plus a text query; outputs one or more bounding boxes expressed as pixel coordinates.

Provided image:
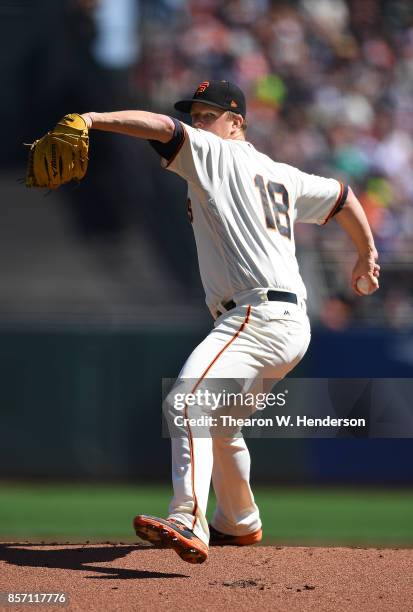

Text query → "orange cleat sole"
[209,524,263,546]
[133,514,208,564]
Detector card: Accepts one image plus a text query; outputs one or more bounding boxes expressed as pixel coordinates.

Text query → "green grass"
[0,483,412,546]
[256,488,413,545]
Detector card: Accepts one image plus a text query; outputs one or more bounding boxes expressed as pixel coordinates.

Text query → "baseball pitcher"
[26,80,380,564]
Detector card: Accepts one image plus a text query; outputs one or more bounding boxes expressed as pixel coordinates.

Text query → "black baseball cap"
[174,80,246,118]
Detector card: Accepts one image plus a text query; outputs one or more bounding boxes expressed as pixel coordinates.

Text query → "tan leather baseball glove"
[25,113,89,189]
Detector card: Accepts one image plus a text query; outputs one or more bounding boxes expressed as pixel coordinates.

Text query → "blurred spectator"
[320,295,353,330]
[91,0,140,69]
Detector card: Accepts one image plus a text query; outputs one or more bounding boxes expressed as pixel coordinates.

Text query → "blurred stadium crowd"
[138,0,413,329]
[1,0,413,328]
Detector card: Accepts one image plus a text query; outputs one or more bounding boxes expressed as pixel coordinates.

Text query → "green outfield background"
[1,483,412,546]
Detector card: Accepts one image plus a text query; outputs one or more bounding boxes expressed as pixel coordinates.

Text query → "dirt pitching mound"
[1,542,412,611]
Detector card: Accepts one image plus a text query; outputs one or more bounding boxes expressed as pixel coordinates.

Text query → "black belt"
[216,290,298,318]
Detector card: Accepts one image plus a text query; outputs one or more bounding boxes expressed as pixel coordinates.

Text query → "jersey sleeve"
[148,118,186,162]
[293,168,348,225]
[160,122,226,188]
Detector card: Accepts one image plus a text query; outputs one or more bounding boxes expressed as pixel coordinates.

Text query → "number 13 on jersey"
[254,174,291,240]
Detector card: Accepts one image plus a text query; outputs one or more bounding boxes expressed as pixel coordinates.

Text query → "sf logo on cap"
[196,81,209,95]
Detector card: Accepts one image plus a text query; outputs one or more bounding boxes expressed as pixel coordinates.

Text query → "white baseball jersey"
[159,122,345,317]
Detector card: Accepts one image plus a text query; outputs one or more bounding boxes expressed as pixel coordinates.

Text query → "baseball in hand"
[356,276,375,295]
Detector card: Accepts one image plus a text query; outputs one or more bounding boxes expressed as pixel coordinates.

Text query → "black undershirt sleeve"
[331,184,349,217]
[148,118,185,161]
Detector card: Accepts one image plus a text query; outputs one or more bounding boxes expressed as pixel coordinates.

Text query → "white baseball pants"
[165,295,311,545]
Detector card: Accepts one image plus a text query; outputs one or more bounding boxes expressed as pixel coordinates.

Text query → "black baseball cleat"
[208,524,263,546]
[133,514,208,564]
